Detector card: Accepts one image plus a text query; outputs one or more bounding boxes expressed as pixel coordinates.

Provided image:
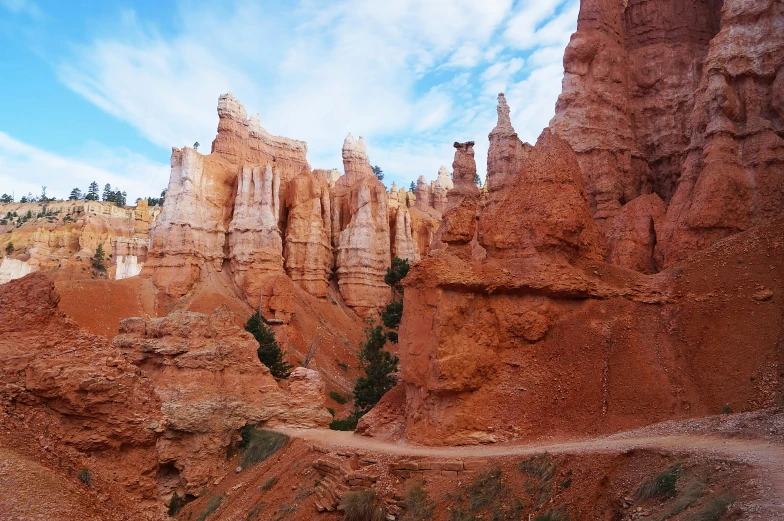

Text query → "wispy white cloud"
[0,132,168,201]
[0,0,42,19]
[46,0,577,189]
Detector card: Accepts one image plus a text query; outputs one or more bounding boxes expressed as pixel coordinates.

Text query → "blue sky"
[0,0,579,202]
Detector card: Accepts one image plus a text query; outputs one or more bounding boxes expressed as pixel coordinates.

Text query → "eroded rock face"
[145,95,444,318]
[331,140,392,317]
[551,0,784,268]
[0,200,160,284]
[114,307,331,492]
[487,93,532,195]
[0,257,34,284]
[606,193,666,273]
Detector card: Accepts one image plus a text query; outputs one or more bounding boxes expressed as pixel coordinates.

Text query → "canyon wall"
[551,0,784,269]
[0,200,159,284]
[392,87,783,445]
[145,94,445,319]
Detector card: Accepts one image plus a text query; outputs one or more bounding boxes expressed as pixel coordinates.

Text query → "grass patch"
[534,507,570,521]
[448,467,522,521]
[637,464,680,500]
[519,453,558,507]
[262,476,278,491]
[79,467,91,486]
[683,495,735,521]
[329,391,348,404]
[238,426,289,469]
[658,473,706,520]
[196,494,225,521]
[402,482,435,520]
[246,501,265,521]
[342,489,387,521]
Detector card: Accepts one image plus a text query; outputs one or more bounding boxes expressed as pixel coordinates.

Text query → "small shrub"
[721,404,732,414]
[448,467,518,521]
[637,464,680,500]
[327,407,335,416]
[330,411,362,431]
[5,242,13,255]
[534,507,570,521]
[262,476,278,491]
[238,426,289,469]
[519,453,557,481]
[342,489,386,521]
[168,492,188,516]
[79,467,91,486]
[560,477,572,489]
[402,482,435,520]
[683,495,735,521]
[337,361,349,372]
[659,472,706,519]
[329,391,348,404]
[246,502,266,521]
[196,494,225,521]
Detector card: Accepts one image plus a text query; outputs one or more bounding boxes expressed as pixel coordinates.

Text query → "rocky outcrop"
[0,257,34,284]
[331,136,392,317]
[145,95,444,318]
[487,93,532,195]
[551,0,784,268]
[114,255,143,280]
[114,307,330,491]
[605,193,666,273]
[284,170,332,297]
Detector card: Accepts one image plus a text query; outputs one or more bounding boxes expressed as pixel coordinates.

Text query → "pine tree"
[69,188,83,200]
[409,181,415,192]
[91,244,107,273]
[86,181,100,201]
[102,184,112,202]
[353,326,399,415]
[244,312,292,379]
[0,194,13,203]
[371,165,384,182]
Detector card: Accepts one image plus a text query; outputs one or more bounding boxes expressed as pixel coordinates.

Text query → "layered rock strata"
[146,95,445,318]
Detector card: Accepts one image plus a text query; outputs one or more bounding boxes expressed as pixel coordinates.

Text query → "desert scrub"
[637,464,680,500]
[683,495,735,521]
[237,426,289,468]
[448,467,522,521]
[262,476,278,491]
[402,482,435,520]
[519,452,558,507]
[196,494,225,521]
[79,467,92,486]
[342,489,387,521]
[329,390,348,404]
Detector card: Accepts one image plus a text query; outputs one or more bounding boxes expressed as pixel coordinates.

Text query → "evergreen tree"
[40,186,48,202]
[353,326,399,414]
[193,141,200,151]
[0,194,13,203]
[244,312,292,379]
[371,165,384,182]
[102,183,112,202]
[86,181,100,201]
[384,257,410,296]
[409,181,416,192]
[69,188,83,200]
[91,243,107,273]
[5,242,13,255]
[474,172,482,187]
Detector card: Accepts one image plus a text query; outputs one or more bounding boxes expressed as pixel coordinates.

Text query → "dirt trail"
[274,425,784,515]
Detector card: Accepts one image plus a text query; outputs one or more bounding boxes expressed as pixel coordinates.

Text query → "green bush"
[637,464,680,500]
[238,426,289,469]
[329,391,348,404]
[384,257,410,294]
[79,467,91,486]
[245,312,292,379]
[91,244,106,272]
[342,489,386,521]
[330,411,362,431]
[5,242,12,255]
[326,407,335,416]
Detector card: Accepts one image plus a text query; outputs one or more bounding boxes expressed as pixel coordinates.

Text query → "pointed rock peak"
[438,165,450,177]
[391,182,397,192]
[436,165,454,190]
[417,175,427,184]
[217,92,247,121]
[491,93,516,136]
[344,132,356,145]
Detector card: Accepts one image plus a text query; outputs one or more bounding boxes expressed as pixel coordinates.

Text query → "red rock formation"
[551,0,784,268]
[448,141,480,208]
[331,135,392,317]
[487,93,532,195]
[606,193,666,273]
[284,170,332,297]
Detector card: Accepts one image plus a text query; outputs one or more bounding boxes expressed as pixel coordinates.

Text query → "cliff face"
[551,0,784,268]
[145,94,445,318]
[392,91,783,446]
[0,200,160,285]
